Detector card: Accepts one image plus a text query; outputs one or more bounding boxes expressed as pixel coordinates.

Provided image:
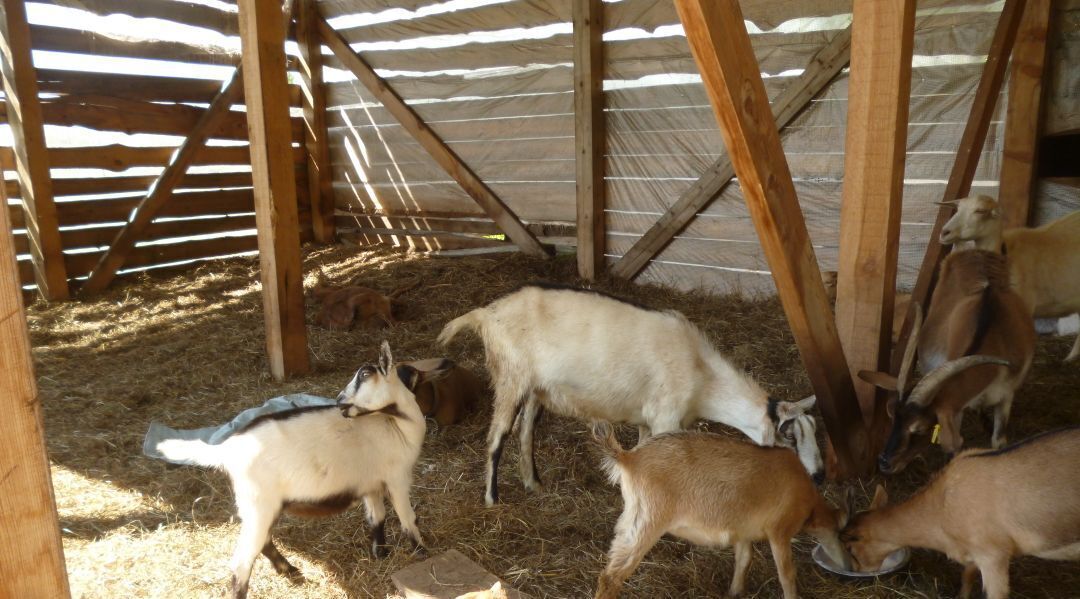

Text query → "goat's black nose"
[877,454,893,474]
[812,472,825,485]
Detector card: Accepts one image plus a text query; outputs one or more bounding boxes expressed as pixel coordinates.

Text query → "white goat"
[940,194,1080,360]
[438,284,822,506]
[591,422,850,599]
[157,342,450,599]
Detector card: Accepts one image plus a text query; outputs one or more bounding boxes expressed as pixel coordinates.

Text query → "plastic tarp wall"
[317,0,1080,296]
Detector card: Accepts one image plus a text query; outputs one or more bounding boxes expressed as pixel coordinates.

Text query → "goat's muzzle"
[877,454,898,475]
[812,471,826,486]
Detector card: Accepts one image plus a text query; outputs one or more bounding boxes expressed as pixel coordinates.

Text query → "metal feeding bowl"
[812,544,911,578]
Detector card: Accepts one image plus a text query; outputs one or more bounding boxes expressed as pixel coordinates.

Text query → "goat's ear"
[859,370,898,391]
[396,364,421,391]
[378,341,393,374]
[414,358,455,388]
[869,484,889,510]
[775,396,814,421]
[839,486,855,528]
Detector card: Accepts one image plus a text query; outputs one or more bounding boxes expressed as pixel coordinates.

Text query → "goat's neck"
[860,486,947,553]
[701,354,772,444]
[974,220,1004,252]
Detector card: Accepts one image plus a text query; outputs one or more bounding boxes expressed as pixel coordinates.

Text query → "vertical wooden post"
[297,0,335,243]
[0,175,71,598]
[836,0,915,430]
[674,0,867,477]
[892,0,1025,377]
[574,0,605,279]
[0,0,68,300]
[238,0,310,380]
[999,0,1052,229]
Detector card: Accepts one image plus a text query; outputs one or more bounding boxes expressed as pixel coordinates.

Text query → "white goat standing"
[157,342,450,599]
[438,284,822,506]
[940,194,1080,360]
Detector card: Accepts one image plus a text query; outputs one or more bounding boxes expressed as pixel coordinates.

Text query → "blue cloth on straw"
[142,393,335,466]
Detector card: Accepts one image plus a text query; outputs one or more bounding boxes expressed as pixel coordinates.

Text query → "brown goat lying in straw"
[402,358,486,426]
[310,270,419,330]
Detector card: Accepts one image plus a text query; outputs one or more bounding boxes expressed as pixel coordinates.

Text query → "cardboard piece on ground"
[391,549,531,599]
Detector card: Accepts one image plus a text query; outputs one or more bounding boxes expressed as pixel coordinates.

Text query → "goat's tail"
[156,438,224,469]
[437,308,484,345]
[590,421,627,486]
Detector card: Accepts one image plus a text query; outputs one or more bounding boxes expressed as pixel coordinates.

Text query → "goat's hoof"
[523,478,543,492]
[283,568,305,584]
[372,544,389,559]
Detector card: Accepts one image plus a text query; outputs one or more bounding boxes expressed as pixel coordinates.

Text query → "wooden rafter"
[1000,0,1052,229]
[0,0,68,300]
[316,14,551,259]
[297,0,335,243]
[892,0,1026,377]
[673,0,867,476]
[79,70,246,295]
[573,0,605,280]
[610,26,852,281]
[835,0,915,431]
[0,174,70,598]
[238,0,309,381]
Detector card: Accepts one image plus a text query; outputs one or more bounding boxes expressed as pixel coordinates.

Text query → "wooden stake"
[316,15,550,259]
[610,26,852,281]
[999,0,1052,229]
[297,0,335,243]
[893,0,1026,377]
[0,170,71,598]
[835,0,915,430]
[0,0,68,300]
[573,0,605,280]
[238,0,310,380]
[674,0,867,476]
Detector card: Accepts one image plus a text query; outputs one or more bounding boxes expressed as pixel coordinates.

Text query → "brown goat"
[401,358,486,426]
[591,423,848,599]
[862,250,1035,474]
[842,427,1080,599]
[310,270,418,330]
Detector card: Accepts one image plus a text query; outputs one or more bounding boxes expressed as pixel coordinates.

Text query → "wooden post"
[297,0,335,243]
[610,27,852,281]
[238,0,310,380]
[573,0,605,280]
[79,71,246,296]
[893,0,1025,377]
[0,0,68,300]
[835,0,915,430]
[316,15,550,259]
[674,0,867,476]
[0,173,71,598]
[999,0,1052,229]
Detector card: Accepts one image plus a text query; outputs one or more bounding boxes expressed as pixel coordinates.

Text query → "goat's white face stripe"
[792,415,823,478]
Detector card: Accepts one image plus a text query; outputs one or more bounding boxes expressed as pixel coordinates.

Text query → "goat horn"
[905,355,1011,407]
[933,199,961,206]
[895,302,923,400]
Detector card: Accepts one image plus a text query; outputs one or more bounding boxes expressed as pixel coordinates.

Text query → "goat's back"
[1004,210,1080,316]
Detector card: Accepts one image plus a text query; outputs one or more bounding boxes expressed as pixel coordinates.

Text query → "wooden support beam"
[610,26,852,281]
[999,0,1052,229]
[238,0,309,381]
[673,0,867,476]
[297,0,335,243]
[0,172,71,598]
[893,0,1025,377]
[0,0,69,300]
[79,71,246,295]
[835,0,915,431]
[316,15,551,259]
[573,0,605,280]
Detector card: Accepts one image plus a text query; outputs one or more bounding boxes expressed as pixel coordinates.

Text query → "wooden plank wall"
[1,1,313,291]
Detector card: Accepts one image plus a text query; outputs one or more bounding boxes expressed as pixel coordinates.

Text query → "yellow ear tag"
[931,424,941,445]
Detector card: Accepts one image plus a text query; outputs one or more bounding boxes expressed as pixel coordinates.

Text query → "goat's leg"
[363,491,389,558]
[485,381,527,506]
[991,395,1013,449]
[728,541,753,597]
[959,562,979,599]
[975,554,1011,599]
[768,535,798,599]
[229,497,278,599]
[1066,333,1080,363]
[260,537,301,580]
[386,476,425,552]
[595,511,663,599]
[635,426,651,447]
[517,394,544,492]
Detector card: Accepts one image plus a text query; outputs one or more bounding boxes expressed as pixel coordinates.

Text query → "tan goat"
[861,250,1035,474]
[591,422,849,599]
[842,427,1080,599]
[940,194,1080,360]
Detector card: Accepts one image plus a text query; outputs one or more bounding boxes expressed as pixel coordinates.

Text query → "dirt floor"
[28,244,1080,598]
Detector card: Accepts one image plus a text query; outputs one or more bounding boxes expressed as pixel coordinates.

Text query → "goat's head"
[861,303,1010,474]
[337,341,454,418]
[939,195,1001,245]
[840,485,899,572]
[768,395,824,484]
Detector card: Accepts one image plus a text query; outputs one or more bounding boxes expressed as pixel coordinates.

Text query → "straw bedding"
[28,244,1080,598]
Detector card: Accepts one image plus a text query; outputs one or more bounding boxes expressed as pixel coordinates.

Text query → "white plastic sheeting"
[320,0,1080,295]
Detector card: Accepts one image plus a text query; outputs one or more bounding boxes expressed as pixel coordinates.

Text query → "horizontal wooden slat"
[43,144,302,171]
[5,171,253,199]
[29,23,239,65]
[12,213,257,252]
[334,0,569,45]
[36,69,302,105]
[63,234,259,279]
[53,188,256,227]
[46,0,240,36]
